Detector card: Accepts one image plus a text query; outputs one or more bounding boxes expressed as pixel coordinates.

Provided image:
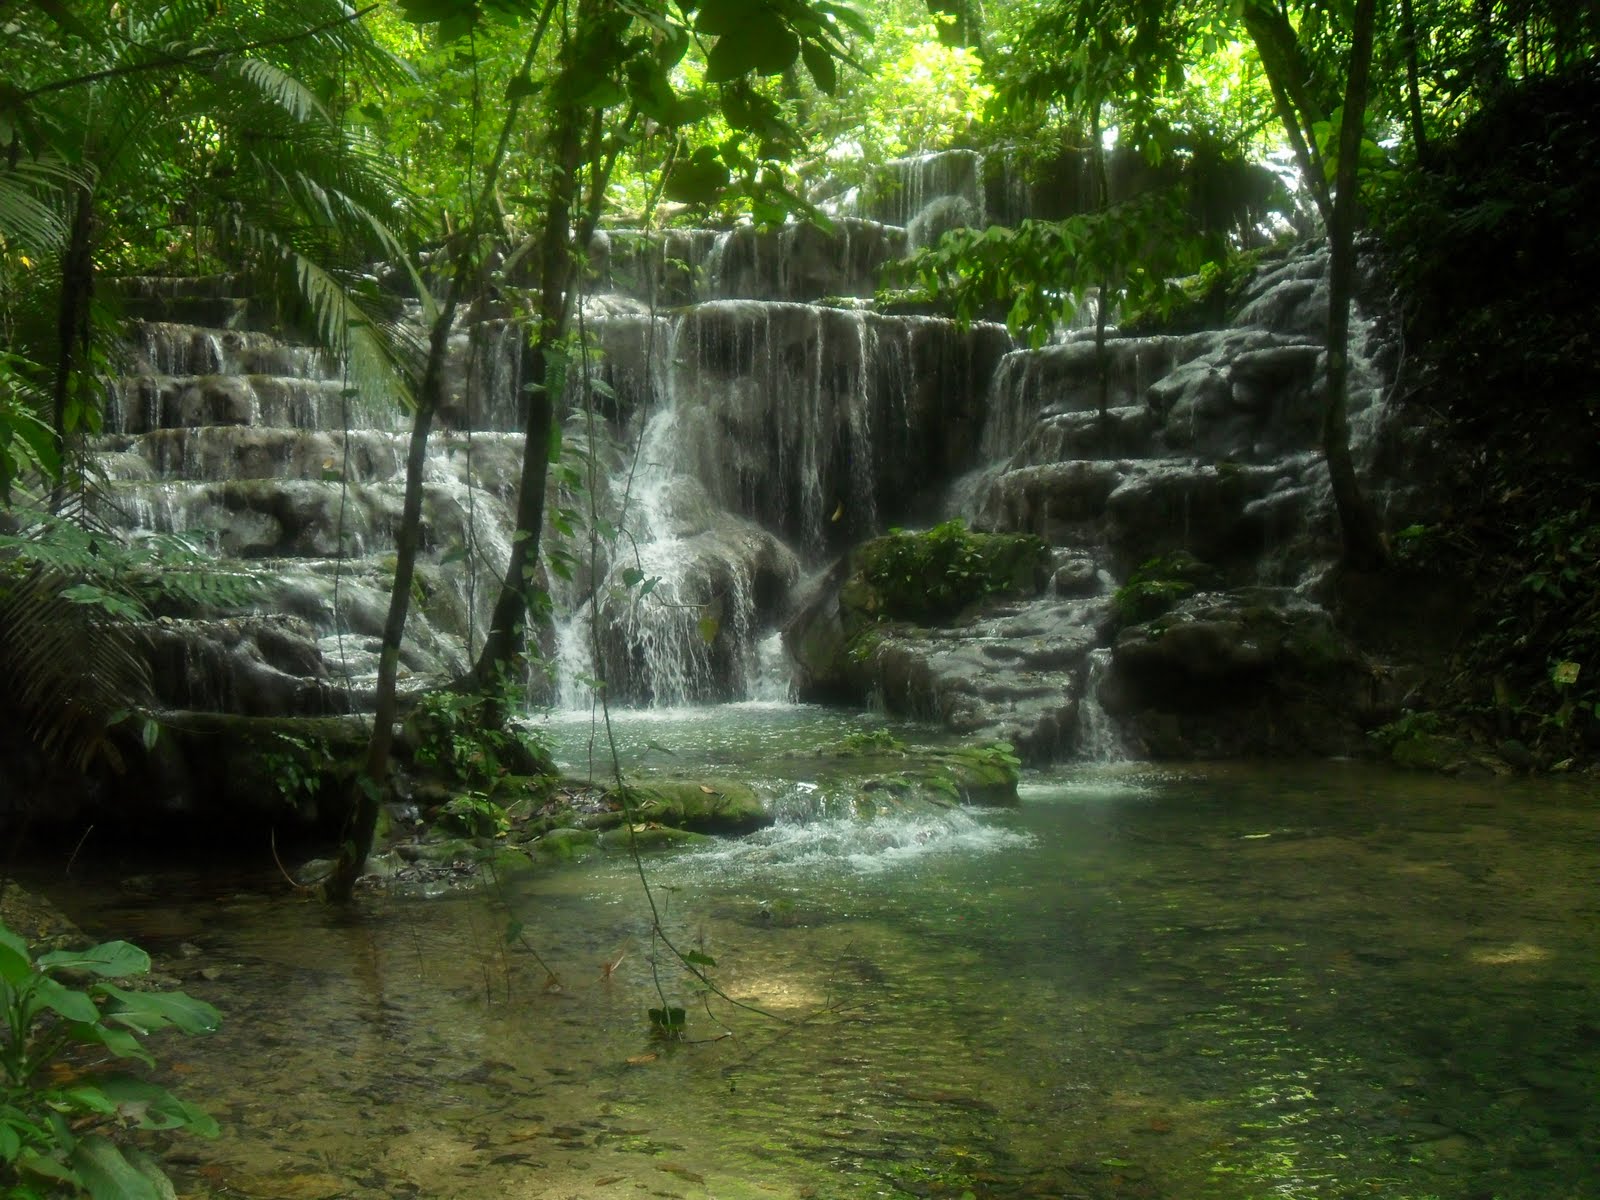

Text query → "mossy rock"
[598,826,713,852]
[931,745,1023,805]
[611,779,772,834]
[803,739,1022,811]
[847,520,1051,626]
[532,826,600,861]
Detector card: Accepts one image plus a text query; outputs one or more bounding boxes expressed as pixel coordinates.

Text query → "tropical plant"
[0,510,260,772]
[0,1,420,477]
[0,921,220,1199]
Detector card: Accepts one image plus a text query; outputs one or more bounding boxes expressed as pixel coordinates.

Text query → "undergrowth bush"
[0,922,219,1199]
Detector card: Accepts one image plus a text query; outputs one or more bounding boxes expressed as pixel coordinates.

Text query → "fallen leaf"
[659,1163,705,1183]
[625,1052,659,1066]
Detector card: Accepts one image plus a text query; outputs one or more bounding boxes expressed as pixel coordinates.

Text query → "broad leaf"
[68,1135,164,1200]
[96,1076,220,1136]
[71,1021,155,1067]
[96,984,221,1036]
[36,940,150,979]
[32,977,98,1024]
[0,924,33,984]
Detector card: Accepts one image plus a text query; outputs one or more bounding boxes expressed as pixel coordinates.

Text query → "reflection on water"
[36,759,1600,1200]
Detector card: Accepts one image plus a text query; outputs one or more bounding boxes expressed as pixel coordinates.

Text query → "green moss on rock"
[849,520,1050,625]
[532,826,600,860]
[597,826,713,852]
[609,779,772,833]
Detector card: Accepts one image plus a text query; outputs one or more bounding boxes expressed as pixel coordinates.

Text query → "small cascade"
[1075,648,1127,761]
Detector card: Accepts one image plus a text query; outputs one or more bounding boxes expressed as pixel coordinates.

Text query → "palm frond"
[231,217,420,415]
[0,154,84,253]
[224,56,331,124]
[0,565,151,773]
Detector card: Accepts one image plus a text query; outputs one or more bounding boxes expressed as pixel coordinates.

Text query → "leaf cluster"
[1379,62,1600,758]
[0,921,220,1200]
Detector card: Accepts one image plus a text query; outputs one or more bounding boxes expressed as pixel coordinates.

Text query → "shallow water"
[34,752,1600,1200]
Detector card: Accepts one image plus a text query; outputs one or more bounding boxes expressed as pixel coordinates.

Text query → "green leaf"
[621,567,645,588]
[72,1021,155,1067]
[33,977,98,1023]
[682,950,717,968]
[95,1076,219,1135]
[647,1006,686,1032]
[664,147,730,206]
[697,615,720,644]
[705,12,799,82]
[96,983,221,1036]
[69,1134,164,1200]
[16,1146,79,1186]
[800,42,837,95]
[0,924,33,983]
[38,941,149,978]
[60,1086,119,1116]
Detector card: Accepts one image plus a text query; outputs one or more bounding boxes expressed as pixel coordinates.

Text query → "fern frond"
[0,566,151,772]
[224,56,330,124]
[0,154,85,253]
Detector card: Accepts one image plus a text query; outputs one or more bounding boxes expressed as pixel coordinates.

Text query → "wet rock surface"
[76,148,1415,808]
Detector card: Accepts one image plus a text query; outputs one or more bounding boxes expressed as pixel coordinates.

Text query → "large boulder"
[1100,590,1385,757]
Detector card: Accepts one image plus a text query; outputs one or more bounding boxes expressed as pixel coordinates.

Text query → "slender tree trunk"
[323,9,558,901]
[322,309,453,903]
[1242,0,1333,226]
[1322,0,1389,572]
[1399,0,1429,162]
[469,103,583,700]
[50,186,94,510]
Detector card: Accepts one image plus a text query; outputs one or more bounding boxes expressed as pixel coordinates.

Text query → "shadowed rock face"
[85,147,1412,772]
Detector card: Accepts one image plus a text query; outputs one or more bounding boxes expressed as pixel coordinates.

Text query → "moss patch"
[607,779,771,834]
[848,519,1050,625]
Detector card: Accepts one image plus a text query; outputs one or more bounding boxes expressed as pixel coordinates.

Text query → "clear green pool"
[38,745,1600,1200]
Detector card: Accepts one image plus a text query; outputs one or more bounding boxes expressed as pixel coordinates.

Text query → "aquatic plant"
[0,921,220,1199]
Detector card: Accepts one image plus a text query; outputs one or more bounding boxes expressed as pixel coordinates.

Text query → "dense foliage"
[1382,61,1600,759]
[1,0,1598,824]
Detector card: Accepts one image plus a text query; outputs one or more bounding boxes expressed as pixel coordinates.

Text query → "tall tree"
[327,0,866,896]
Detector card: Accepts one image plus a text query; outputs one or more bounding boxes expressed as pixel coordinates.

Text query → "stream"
[31,729,1600,1200]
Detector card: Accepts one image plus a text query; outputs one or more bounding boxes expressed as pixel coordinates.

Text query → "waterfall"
[88,143,1386,761]
[1076,648,1127,762]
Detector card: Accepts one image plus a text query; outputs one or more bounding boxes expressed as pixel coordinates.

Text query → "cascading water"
[91,149,1398,761]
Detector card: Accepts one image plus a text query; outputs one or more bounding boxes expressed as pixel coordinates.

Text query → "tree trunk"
[1241,0,1333,226]
[1322,0,1389,573]
[1399,0,1430,162]
[49,186,94,510]
[322,306,454,903]
[323,11,558,901]
[468,102,584,701]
